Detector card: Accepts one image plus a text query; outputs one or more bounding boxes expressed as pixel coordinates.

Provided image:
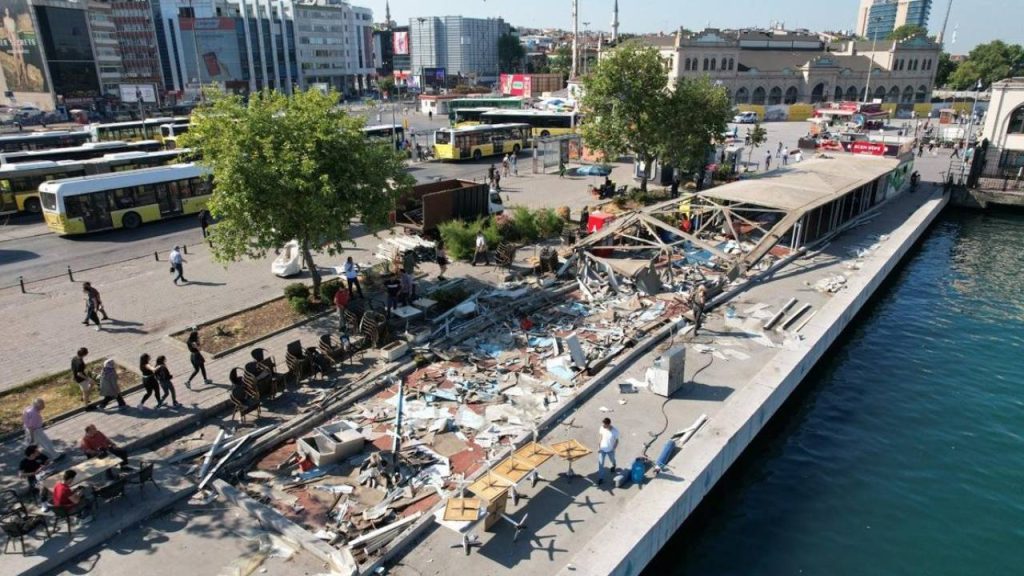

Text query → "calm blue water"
[645,209,1024,576]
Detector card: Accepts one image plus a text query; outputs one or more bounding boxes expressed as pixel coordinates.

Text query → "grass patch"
[179,297,316,355]
[0,360,139,436]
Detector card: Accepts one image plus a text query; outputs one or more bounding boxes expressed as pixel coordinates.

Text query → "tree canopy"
[888,25,927,41]
[548,45,573,80]
[661,76,733,182]
[580,42,669,190]
[935,52,958,87]
[180,89,413,293]
[947,40,1024,90]
[498,34,527,73]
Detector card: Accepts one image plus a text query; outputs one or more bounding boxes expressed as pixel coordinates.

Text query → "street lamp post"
[863,17,882,103]
[137,88,147,139]
[188,0,204,103]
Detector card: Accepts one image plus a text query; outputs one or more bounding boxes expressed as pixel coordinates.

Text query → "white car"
[733,111,758,124]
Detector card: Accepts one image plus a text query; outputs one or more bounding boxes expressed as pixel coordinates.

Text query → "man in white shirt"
[597,417,619,484]
[343,256,363,298]
[472,232,489,266]
[169,246,187,284]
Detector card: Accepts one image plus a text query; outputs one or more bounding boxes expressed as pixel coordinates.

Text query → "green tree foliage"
[935,52,958,87]
[745,123,767,167]
[888,25,927,41]
[498,33,527,73]
[661,76,733,182]
[947,40,1024,89]
[378,76,396,98]
[580,42,669,191]
[180,89,413,295]
[548,45,573,81]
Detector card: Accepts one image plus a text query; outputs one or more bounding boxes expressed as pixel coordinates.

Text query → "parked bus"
[433,123,530,161]
[0,149,185,215]
[40,163,211,235]
[89,117,189,142]
[0,140,162,165]
[0,130,91,153]
[362,124,405,144]
[452,107,494,127]
[159,123,190,149]
[447,97,524,112]
[479,109,578,137]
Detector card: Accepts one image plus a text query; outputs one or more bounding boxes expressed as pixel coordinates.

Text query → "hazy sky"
[363,0,1021,52]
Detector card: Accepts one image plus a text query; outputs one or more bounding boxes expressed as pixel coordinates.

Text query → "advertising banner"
[0,0,48,94]
[393,31,409,55]
[849,141,887,156]
[500,74,533,98]
[179,18,242,85]
[423,67,446,89]
[119,84,158,103]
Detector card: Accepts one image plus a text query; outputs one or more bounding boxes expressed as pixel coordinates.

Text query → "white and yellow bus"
[433,123,531,161]
[452,107,494,127]
[0,130,91,153]
[479,109,578,138]
[0,140,162,165]
[40,163,211,235]
[89,117,189,142]
[0,149,186,215]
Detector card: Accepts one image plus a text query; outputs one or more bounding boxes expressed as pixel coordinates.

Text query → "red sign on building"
[500,74,533,98]
[850,141,887,156]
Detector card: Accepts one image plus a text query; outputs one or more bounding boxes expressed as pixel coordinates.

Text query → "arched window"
[703,58,709,71]
[874,86,886,101]
[684,58,691,71]
[710,58,716,71]
[911,59,918,71]
[916,84,928,103]
[834,86,844,101]
[810,83,825,103]
[902,85,914,103]
[785,86,800,104]
[752,86,766,105]
[887,86,900,102]
[735,87,750,104]
[846,86,859,101]
[1007,106,1024,134]
[728,58,734,70]
[768,86,783,105]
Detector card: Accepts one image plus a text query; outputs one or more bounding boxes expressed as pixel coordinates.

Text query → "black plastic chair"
[125,462,158,494]
[52,499,91,536]
[2,510,50,555]
[94,478,127,515]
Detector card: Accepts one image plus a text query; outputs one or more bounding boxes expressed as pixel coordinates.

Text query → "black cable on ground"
[641,351,715,459]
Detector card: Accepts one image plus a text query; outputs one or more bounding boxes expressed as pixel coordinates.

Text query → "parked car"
[15,105,44,119]
[733,111,758,124]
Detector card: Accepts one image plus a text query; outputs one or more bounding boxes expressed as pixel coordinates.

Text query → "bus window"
[135,185,157,206]
[435,131,452,145]
[113,188,134,209]
[40,192,57,212]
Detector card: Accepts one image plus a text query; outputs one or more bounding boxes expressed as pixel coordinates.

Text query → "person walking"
[23,399,61,460]
[764,150,772,171]
[383,273,401,316]
[472,231,489,266]
[97,358,127,410]
[493,169,501,192]
[169,245,187,284]
[690,284,708,337]
[81,285,102,330]
[511,153,518,176]
[198,210,211,239]
[781,146,789,166]
[71,347,95,408]
[344,256,363,299]
[777,141,783,155]
[154,355,181,408]
[502,155,510,177]
[428,110,433,121]
[138,353,162,408]
[559,159,566,178]
[487,164,496,186]
[185,330,210,388]
[82,282,108,321]
[333,284,350,331]
[435,243,448,280]
[596,417,620,484]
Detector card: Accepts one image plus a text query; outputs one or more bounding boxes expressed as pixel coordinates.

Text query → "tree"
[498,33,527,73]
[888,25,927,41]
[378,76,396,98]
[580,42,670,191]
[548,45,573,81]
[661,76,733,185]
[180,89,413,296]
[745,123,767,168]
[935,52,958,87]
[947,40,1024,90]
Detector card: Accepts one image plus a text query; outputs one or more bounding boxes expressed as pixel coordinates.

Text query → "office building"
[32,0,104,105]
[857,0,932,41]
[373,25,410,89]
[111,0,164,94]
[293,0,374,94]
[88,0,124,97]
[410,16,509,85]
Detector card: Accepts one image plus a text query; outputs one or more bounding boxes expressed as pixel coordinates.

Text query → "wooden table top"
[550,439,592,462]
[467,471,513,503]
[443,497,483,522]
[43,455,122,490]
[514,442,556,468]
[492,455,536,484]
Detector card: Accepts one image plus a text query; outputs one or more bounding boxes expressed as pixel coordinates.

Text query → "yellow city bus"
[452,107,494,127]
[39,163,211,235]
[89,117,189,142]
[0,140,162,165]
[0,149,185,215]
[0,130,91,153]
[479,109,578,138]
[433,123,530,161]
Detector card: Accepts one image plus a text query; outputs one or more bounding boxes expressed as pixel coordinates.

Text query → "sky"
[362,0,1022,53]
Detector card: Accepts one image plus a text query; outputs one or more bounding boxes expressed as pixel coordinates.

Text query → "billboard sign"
[119,84,158,103]
[0,0,49,94]
[849,141,887,156]
[393,31,409,55]
[180,18,242,85]
[423,67,446,89]
[500,74,533,98]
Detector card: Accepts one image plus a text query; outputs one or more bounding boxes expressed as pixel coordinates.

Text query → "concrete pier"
[390,188,949,576]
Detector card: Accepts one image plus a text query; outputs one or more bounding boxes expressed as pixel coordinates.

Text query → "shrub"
[283,283,310,300]
[320,280,341,304]
[438,219,476,261]
[510,206,539,243]
[555,206,571,221]
[535,208,564,238]
[431,285,471,312]
[288,296,311,314]
[715,163,735,180]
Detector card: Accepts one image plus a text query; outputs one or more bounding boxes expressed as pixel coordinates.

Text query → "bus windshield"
[435,130,452,145]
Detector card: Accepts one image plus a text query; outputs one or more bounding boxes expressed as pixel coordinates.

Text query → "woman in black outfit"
[154,355,181,408]
[138,353,162,407]
[185,330,210,387]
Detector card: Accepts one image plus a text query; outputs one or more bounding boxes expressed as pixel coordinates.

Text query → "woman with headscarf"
[98,358,127,409]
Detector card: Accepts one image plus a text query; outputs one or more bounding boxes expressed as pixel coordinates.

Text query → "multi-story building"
[410,16,509,85]
[87,1,124,97]
[373,25,410,89]
[979,77,1024,180]
[292,0,374,95]
[857,0,932,41]
[111,0,163,95]
[636,28,940,108]
[30,0,104,105]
